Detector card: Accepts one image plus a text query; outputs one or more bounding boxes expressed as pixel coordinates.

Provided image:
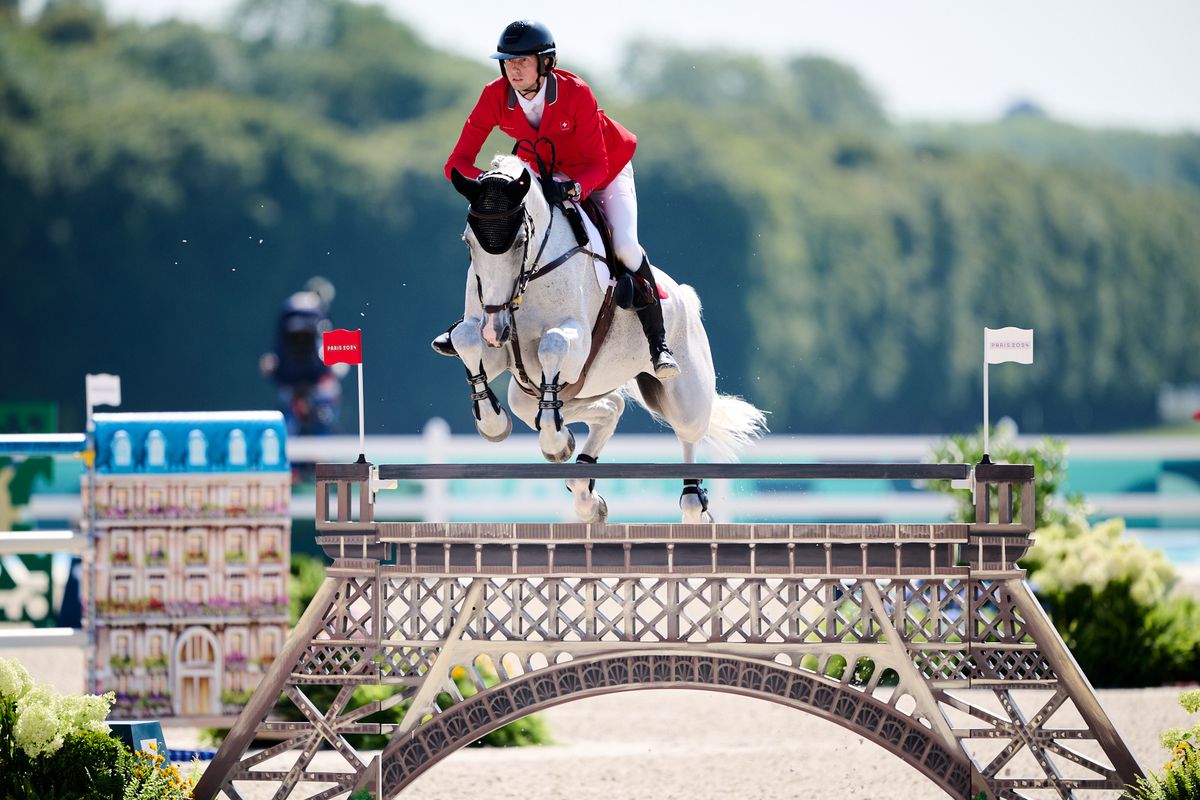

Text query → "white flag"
[86,373,122,408]
[984,327,1033,365]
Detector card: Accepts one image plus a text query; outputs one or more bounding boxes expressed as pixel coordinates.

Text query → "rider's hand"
[543,179,580,204]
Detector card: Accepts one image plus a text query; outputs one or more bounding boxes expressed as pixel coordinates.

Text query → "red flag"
[323,328,362,366]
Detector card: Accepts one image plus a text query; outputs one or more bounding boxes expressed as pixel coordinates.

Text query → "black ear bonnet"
[468,177,525,255]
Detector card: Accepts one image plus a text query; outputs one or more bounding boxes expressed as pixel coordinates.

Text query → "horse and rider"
[259,276,343,436]
[435,21,765,522]
[433,19,679,380]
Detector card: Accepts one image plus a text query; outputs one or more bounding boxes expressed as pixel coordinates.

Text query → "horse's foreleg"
[534,323,588,463]
[679,440,713,524]
[454,318,511,442]
[561,393,625,523]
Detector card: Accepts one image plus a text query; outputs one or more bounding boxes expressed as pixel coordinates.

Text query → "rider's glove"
[543,179,580,204]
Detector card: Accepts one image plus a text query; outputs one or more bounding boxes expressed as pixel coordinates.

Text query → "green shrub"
[0,656,197,799]
[118,742,198,800]
[929,427,1200,688]
[289,553,328,625]
[1022,517,1200,687]
[1123,690,1200,799]
[41,729,127,798]
[926,421,1085,528]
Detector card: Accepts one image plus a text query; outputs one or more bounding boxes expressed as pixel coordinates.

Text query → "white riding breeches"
[591,162,643,271]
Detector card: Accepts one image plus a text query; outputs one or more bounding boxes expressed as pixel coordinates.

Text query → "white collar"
[515,80,547,112]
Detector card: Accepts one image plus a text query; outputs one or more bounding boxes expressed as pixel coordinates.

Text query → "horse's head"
[451,157,546,348]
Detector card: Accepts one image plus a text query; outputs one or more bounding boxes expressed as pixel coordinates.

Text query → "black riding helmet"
[491,20,556,77]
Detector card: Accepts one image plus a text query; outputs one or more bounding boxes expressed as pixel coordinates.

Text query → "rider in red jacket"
[434,20,679,379]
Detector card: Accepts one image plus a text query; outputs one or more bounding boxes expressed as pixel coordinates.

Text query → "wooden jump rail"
[314,461,1036,575]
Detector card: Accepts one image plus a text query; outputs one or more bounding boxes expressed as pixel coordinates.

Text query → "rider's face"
[504,56,540,93]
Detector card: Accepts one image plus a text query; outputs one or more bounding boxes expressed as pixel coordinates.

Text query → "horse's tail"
[704,393,769,461]
[673,283,768,459]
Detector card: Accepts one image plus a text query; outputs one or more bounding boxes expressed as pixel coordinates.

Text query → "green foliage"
[0,657,195,799]
[926,421,1084,528]
[2,10,1199,434]
[908,115,1200,195]
[289,552,327,625]
[1022,516,1200,687]
[119,744,197,800]
[1124,692,1200,800]
[928,429,1200,687]
[1,729,126,800]
[786,56,886,129]
[254,665,551,750]
[439,661,553,748]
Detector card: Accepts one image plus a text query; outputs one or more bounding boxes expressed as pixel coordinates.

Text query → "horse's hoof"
[591,494,608,524]
[477,409,512,442]
[679,493,711,524]
[542,427,575,463]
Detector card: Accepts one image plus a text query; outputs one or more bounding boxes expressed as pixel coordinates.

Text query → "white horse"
[448,155,766,523]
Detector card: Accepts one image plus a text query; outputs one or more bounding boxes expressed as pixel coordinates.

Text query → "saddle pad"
[576,208,615,293]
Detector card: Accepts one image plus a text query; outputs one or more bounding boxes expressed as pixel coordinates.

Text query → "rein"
[471,199,588,315]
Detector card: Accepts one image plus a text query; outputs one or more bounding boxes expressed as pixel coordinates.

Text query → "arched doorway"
[175,626,221,716]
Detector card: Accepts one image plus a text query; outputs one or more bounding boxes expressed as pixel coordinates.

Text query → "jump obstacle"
[193,461,1142,800]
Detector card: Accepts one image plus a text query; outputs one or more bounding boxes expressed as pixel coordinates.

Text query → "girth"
[508,198,620,402]
[509,284,618,403]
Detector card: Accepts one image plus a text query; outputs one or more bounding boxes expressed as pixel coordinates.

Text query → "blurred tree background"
[2,0,1199,435]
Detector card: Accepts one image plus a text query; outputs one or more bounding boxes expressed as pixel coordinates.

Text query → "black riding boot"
[431,319,461,357]
[633,258,680,379]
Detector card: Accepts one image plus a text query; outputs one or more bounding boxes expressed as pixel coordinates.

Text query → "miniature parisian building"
[85,411,291,720]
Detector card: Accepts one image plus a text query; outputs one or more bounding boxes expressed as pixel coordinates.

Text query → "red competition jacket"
[444,70,637,200]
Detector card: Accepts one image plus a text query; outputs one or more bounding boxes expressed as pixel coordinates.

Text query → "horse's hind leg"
[561,392,625,523]
[638,374,716,524]
[678,440,713,524]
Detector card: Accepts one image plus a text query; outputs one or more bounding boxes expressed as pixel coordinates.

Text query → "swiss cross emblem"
[560,121,569,130]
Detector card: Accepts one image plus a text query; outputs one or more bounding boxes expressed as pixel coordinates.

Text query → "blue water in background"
[19,435,1200,566]
[1128,529,1200,565]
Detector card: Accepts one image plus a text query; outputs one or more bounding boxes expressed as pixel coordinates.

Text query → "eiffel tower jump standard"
[193,460,1143,800]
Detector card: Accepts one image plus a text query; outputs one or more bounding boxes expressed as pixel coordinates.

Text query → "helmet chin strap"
[518,75,543,99]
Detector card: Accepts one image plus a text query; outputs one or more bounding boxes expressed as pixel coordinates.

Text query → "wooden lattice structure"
[194,462,1142,800]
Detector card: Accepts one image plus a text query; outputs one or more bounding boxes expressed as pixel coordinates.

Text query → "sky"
[30,0,1200,132]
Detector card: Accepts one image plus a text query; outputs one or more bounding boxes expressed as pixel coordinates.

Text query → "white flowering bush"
[1,656,198,799]
[0,656,114,798]
[0,658,112,759]
[1026,517,1176,608]
[929,428,1200,688]
[1022,515,1200,687]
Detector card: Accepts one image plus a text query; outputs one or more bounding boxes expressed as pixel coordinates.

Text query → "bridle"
[468,172,589,316]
